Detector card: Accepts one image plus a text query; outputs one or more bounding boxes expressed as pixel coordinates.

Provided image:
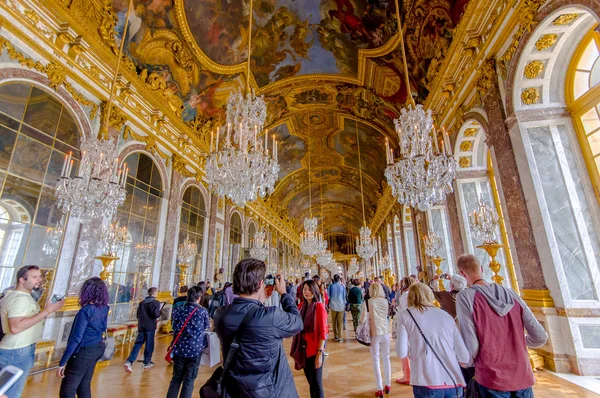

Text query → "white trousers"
[369,334,391,390]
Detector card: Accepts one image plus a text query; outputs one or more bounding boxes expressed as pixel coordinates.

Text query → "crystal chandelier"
[353,118,377,260]
[56,1,133,225]
[348,257,359,276]
[42,219,64,257]
[250,229,269,261]
[134,236,156,269]
[356,226,377,260]
[379,253,392,270]
[56,138,127,224]
[99,221,127,257]
[177,235,197,266]
[205,0,279,207]
[316,249,333,267]
[300,217,326,257]
[384,1,457,211]
[423,231,442,258]
[469,197,500,244]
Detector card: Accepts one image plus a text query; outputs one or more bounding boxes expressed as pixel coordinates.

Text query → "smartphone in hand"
[0,365,24,395]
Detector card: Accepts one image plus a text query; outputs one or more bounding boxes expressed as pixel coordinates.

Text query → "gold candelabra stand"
[430,256,446,291]
[178,264,189,287]
[96,254,120,281]
[477,242,505,284]
[382,268,396,287]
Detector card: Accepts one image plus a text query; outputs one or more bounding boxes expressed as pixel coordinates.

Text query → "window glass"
[175,186,206,291]
[0,83,80,292]
[103,153,163,323]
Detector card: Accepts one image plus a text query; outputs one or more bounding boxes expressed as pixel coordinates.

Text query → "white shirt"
[397,306,469,387]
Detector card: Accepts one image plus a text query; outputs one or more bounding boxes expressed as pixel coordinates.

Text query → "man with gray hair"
[455,254,547,398]
[433,273,467,319]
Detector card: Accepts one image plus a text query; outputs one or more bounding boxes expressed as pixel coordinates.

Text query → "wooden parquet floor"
[24,326,600,397]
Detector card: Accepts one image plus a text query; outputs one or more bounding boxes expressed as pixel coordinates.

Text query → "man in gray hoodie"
[455,254,547,398]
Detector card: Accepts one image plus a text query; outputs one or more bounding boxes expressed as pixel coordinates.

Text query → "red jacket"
[298,301,328,358]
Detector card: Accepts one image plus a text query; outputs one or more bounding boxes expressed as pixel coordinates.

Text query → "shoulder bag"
[101,329,116,361]
[406,309,460,397]
[200,305,259,398]
[165,306,199,363]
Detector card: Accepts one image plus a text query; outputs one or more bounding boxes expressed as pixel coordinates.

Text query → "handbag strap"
[170,306,199,349]
[218,305,260,387]
[406,309,459,393]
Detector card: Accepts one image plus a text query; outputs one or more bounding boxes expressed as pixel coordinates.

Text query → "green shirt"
[347,286,363,305]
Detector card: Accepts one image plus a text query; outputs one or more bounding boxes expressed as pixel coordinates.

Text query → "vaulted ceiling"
[112,0,469,246]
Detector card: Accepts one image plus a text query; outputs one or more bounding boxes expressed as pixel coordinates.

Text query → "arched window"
[425,205,455,287]
[247,221,256,246]
[177,186,206,287]
[110,152,163,322]
[0,82,81,291]
[569,28,600,201]
[228,212,242,280]
[454,122,510,285]
[512,10,600,303]
[403,206,418,276]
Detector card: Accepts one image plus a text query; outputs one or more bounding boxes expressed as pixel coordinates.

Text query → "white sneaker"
[124,362,133,373]
[143,362,155,369]
[323,351,329,356]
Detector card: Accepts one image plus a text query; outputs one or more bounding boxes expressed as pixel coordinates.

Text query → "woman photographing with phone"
[57,277,109,398]
[291,280,327,398]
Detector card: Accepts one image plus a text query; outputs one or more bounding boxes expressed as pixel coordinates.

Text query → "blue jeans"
[413,386,464,398]
[0,344,35,398]
[126,330,155,365]
[478,385,534,398]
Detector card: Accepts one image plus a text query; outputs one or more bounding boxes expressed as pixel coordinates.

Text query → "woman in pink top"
[397,283,469,398]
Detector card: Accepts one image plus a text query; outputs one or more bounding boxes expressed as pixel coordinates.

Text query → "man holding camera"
[214,259,303,397]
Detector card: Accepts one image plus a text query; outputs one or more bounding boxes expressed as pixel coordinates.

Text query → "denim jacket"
[172,302,210,358]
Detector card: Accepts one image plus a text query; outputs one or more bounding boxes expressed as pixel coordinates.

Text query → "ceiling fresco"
[183,0,398,87]
[104,0,469,235]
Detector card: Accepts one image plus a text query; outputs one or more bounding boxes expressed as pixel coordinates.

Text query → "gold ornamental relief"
[459,157,471,168]
[552,13,579,26]
[535,34,558,51]
[460,140,473,151]
[463,128,478,137]
[100,102,127,130]
[524,60,544,79]
[45,63,66,89]
[521,88,540,105]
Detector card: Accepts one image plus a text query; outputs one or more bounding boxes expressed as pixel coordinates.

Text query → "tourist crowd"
[0,252,547,398]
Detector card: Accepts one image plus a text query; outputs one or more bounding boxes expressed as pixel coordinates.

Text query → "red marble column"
[482,77,546,290]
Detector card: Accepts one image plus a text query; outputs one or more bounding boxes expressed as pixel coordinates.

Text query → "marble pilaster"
[205,194,219,283]
[482,82,547,291]
[157,170,183,292]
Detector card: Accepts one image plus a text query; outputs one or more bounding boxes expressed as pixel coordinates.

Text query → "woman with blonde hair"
[365,282,392,397]
[397,283,469,398]
[394,276,417,385]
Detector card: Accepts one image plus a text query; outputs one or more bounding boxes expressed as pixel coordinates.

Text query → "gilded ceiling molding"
[524,60,545,78]
[369,186,395,235]
[100,101,127,131]
[123,125,172,166]
[0,35,99,118]
[498,0,547,79]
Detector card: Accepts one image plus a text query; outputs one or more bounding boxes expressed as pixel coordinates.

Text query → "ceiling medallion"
[205,0,280,207]
[384,0,457,212]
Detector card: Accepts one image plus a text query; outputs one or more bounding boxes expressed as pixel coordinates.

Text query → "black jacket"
[137,296,163,331]
[214,293,303,398]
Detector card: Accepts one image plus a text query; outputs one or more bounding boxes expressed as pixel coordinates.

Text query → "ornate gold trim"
[521,289,555,308]
[498,0,546,78]
[524,60,544,79]
[521,87,540,104]
[553,13,579,26]
[535,34,558,51]
[156,291,174,304]
[0,36,99,118]
[62,296,80,312]
[123,126,172,165]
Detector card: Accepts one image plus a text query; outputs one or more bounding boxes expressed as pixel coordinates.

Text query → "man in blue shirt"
[327,274,346,342]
